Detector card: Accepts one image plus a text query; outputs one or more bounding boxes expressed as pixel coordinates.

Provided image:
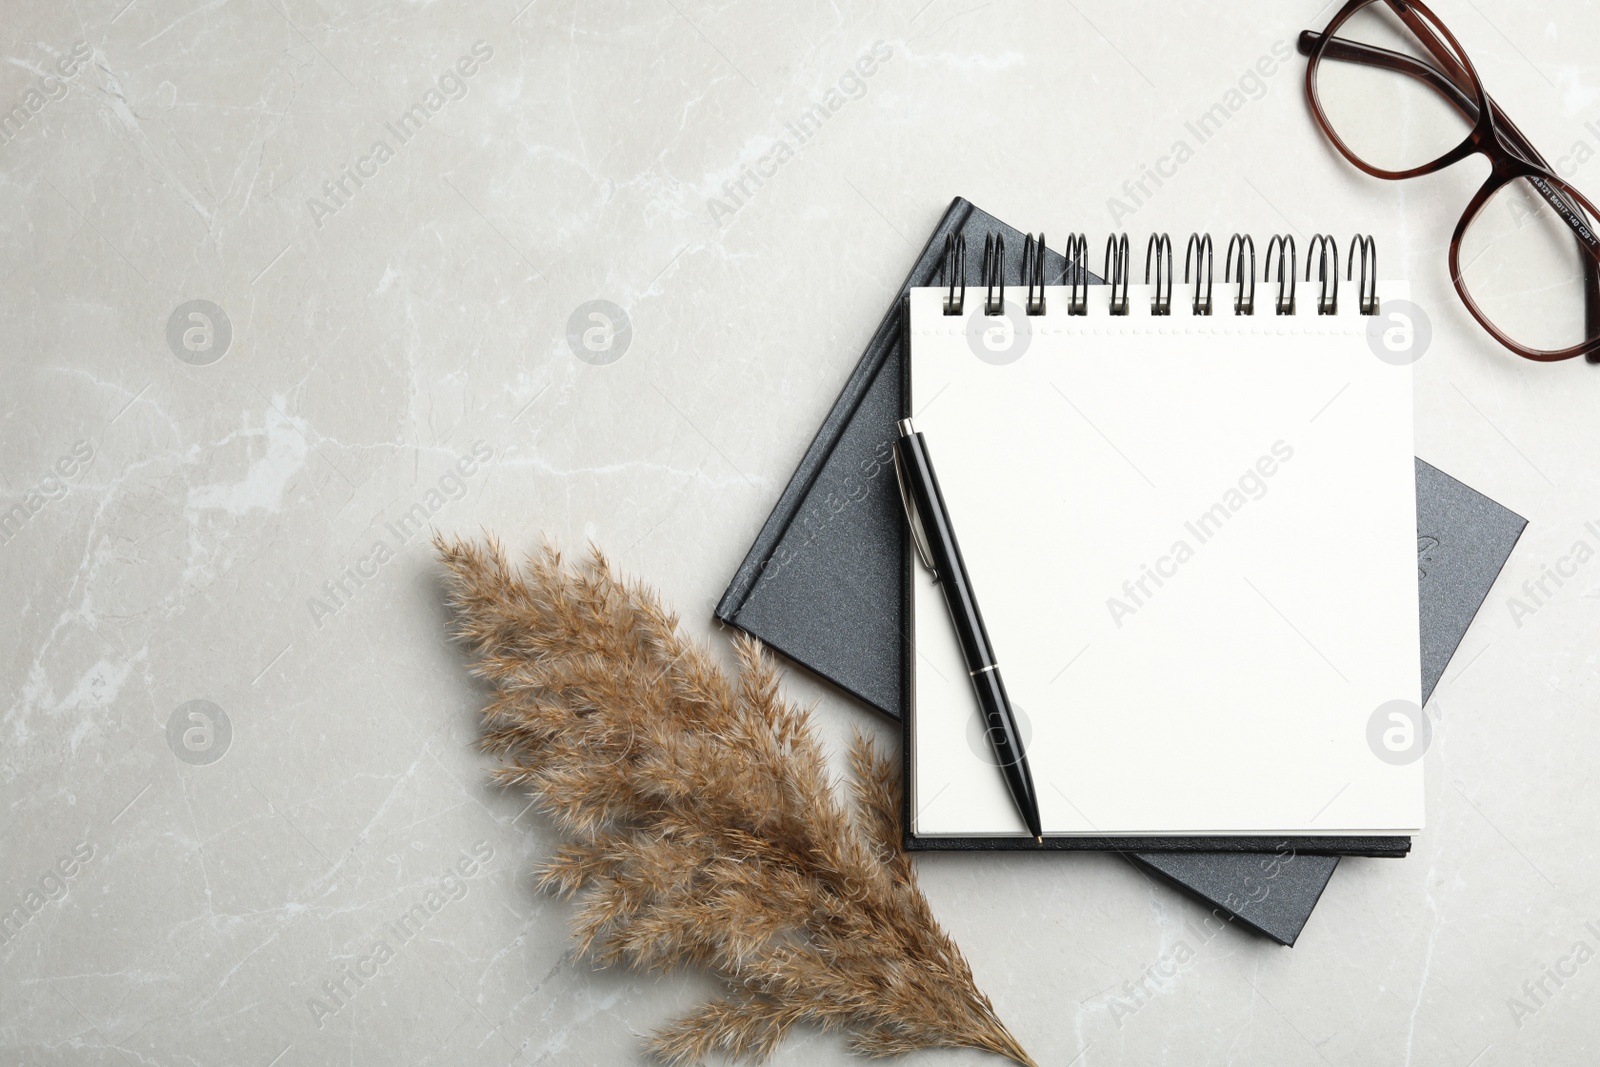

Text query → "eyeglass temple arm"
[1298,31,1474,115]
[1382,0,1477,95]
[1300,28,1600,354]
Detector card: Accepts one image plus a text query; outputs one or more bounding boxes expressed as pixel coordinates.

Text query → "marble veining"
[3,1,1598,1063]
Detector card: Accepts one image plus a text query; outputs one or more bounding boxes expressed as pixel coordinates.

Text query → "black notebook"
[716,197,1525,943]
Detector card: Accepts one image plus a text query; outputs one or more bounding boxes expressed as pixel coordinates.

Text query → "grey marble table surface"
[4,1,1598,1064]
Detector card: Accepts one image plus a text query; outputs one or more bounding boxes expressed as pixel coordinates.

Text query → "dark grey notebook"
[716,197,1525,943]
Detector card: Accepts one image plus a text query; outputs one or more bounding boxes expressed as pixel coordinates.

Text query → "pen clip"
[892,426,938,577]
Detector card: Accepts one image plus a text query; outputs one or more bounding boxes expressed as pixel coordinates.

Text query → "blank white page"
[909,282,1421,837]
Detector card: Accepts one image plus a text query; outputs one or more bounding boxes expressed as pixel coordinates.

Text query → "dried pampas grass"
[435,536,1035,1066]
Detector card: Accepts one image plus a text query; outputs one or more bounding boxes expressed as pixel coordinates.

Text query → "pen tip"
[1034,835,1044,846]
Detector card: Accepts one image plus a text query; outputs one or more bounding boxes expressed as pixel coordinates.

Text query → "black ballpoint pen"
[892,417,1044,845]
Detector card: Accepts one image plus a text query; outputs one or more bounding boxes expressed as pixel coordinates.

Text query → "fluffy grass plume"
[435,536,1035,1065]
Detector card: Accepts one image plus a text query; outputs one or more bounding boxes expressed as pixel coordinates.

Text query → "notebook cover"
[716,197,1524,940]
[716,199,1052,714]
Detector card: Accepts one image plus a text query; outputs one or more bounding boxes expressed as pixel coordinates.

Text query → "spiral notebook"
[906,235,1423,843]
[718,198,1525,940]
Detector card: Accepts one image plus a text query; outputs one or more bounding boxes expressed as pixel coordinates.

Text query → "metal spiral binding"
[982,233,1006,315]
[1349,233,1379,315]
[941,233,966,315]
[939,229,1372,320]
[1063,233,1088,315]
[1306,235,1339,315]
[1145,234,1173,315]
[1104,234,1131,316]
[1022,232,1047,315]
[1224,234,1256,315]
[1265,234,1297,315]
[1185,233,1214,315]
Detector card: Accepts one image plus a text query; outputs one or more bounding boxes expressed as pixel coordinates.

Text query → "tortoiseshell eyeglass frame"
[1301,0,1600,363]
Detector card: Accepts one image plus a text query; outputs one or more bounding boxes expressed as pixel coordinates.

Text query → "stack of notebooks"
[717,198,1524,945]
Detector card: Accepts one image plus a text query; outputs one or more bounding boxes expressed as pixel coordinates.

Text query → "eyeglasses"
[1300,0,1600,363]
